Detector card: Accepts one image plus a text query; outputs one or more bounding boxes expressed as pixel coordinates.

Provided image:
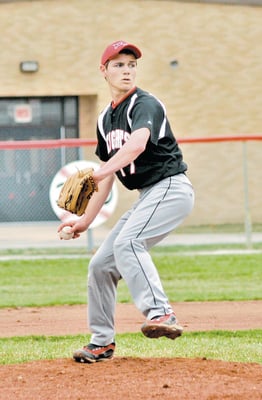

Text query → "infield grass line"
[0,330,261,365]
[0,253,261,307]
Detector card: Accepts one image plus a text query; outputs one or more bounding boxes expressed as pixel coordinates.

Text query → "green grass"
[0,246,90,257]
[0,258,89,307]
[0,330,261,365]
[0,250,261,365]
[175,222,262,234]
[151,253,262,302]
[0,240,261,257]
[1,253,261,307]
[152,242,262,253]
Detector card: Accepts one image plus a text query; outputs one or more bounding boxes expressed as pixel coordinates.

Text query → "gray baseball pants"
[87,173,195,346]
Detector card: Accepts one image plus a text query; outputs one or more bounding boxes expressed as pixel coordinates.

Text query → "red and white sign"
[49,160,118,229]
[14,104,32,123]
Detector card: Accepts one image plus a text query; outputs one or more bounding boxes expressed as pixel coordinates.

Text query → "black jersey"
[95,87,187,190]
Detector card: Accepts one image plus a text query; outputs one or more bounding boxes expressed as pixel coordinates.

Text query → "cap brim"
[119,44,142,60]
[101,41,142,65]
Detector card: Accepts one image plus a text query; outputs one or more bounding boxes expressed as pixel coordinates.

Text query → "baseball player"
[58,40,195,363]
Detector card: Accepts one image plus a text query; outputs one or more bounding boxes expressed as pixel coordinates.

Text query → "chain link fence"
[0,140,90,222]
[0,137,261,243]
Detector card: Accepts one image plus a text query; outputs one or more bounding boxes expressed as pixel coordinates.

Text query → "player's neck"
[111,87,136,108]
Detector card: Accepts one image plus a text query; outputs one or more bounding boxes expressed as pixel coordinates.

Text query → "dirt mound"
[1,301,261,399]
[1,357,261,400]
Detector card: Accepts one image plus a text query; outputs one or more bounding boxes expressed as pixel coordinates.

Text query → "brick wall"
[0,0,261,226]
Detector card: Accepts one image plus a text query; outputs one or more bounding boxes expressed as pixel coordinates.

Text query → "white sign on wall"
[14,104,32,123]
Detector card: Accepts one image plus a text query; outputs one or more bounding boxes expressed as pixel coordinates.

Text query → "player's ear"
[100,64,107,80]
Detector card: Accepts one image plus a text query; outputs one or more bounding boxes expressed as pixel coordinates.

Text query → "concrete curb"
[0,221,261,250]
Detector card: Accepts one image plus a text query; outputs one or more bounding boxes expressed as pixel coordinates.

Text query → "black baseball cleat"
[141,313,183,340]
[73,342,115,363]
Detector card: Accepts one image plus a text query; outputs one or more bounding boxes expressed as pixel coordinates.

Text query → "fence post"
[242,141,252,249]
[60,126,66,166]
[87,228,94,252]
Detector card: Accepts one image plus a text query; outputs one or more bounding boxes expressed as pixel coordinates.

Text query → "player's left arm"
[57,172,114,238]
[93,128,150,182]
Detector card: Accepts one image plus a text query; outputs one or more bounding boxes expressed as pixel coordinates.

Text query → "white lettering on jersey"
[106,130,135,176]
[106,130,131,153]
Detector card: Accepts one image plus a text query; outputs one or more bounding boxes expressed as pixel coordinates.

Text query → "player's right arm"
[93,128,150,182]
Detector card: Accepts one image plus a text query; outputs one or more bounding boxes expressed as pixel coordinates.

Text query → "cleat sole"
[141,324,183,340]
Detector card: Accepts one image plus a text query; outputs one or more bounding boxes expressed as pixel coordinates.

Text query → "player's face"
[101,54,137,94]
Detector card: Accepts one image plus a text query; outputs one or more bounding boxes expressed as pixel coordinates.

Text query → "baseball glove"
[57,168,98,216]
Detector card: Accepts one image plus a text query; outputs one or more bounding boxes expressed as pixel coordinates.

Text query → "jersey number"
[120,161,136,177]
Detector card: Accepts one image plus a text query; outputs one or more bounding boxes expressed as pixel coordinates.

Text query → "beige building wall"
[0,0,261,227]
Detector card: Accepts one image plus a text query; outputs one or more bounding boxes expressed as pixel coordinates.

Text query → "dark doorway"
[0,96,79,221]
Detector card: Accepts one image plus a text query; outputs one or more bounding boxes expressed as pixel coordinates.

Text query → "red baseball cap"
[101,40,142,65]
